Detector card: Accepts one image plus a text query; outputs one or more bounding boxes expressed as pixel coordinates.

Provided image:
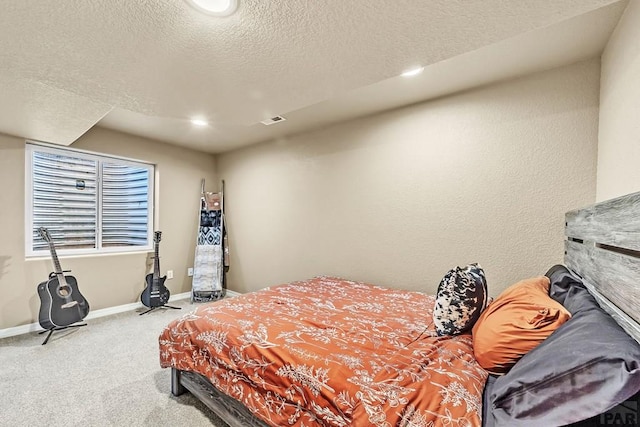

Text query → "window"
[26,143,154,256]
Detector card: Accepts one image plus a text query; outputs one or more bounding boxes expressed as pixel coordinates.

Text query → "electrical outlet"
[166,270,174,279]
[187,267,193,277]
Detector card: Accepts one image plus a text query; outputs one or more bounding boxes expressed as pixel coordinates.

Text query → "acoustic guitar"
[140,231,170,308]
[36,227,90,330]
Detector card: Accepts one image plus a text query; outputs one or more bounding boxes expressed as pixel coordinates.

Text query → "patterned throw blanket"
[160,277,487,426]
[192,192,223,300]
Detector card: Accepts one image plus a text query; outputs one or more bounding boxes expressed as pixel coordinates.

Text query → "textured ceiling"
[0,0,627,153]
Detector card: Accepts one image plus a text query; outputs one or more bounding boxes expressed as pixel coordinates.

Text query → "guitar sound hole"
[58,286,71,297]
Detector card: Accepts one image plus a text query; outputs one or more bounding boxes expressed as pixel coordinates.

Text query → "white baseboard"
[84,291,192,320]
[0,320,43,339]
[0,291,194,340]
[225,289,241,298]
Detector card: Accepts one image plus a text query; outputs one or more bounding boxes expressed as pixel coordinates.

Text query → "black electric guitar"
[36,227,90,330]
[140,231,170,308]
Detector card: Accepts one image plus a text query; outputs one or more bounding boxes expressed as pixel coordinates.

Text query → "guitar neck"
[153,242,160,282]
[47,241,67,284]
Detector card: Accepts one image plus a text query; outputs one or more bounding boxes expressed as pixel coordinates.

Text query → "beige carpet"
[0,300,230,427]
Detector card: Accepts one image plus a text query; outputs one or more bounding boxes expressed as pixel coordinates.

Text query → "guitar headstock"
[154,231,162,243]
[38,227,52,243]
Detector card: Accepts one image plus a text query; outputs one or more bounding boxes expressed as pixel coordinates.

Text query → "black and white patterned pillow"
[433,263,488,336]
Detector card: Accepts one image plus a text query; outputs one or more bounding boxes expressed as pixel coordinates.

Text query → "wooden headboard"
[565,191,640,343]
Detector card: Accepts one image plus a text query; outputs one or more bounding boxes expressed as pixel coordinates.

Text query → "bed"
[160,191,640,426]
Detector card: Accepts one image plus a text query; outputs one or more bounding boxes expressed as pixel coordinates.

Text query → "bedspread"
[159,277,487,426]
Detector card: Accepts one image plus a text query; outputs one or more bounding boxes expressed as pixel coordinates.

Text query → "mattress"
[160,276,488,426]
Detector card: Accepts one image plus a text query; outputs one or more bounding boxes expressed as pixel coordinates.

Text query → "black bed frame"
[171,368,268,427]
[171,191,640,426]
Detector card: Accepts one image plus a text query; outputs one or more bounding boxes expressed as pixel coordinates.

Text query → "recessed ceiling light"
[186,0,238,16]
[191,118,209,126]
[401,67,424,77]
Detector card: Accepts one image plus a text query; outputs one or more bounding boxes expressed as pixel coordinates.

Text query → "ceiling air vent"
[261,116,286,126]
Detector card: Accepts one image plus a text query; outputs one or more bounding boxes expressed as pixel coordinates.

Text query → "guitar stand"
[39,323,87,346]
[139,305,181,316]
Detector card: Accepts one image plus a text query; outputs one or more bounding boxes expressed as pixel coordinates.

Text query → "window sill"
[25,250,153,262]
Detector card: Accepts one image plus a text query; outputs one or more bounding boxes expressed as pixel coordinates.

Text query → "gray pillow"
[484,265,640,426]
[433,263,488,336]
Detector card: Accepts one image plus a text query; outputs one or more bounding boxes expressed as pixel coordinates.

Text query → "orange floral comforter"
[159,277,487,426]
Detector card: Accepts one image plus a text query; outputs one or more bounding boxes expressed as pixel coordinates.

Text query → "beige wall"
[217,59,600,297]
[0,127,216,329]
[597,1,640,201]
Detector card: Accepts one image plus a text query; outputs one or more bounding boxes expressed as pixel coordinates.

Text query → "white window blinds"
[101,162,150,247]
[27,144,154,256]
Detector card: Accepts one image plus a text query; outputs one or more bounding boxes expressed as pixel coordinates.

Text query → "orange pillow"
[472,276,571,374]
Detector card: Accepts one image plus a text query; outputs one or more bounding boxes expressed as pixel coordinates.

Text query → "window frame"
[25,142,155,258]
